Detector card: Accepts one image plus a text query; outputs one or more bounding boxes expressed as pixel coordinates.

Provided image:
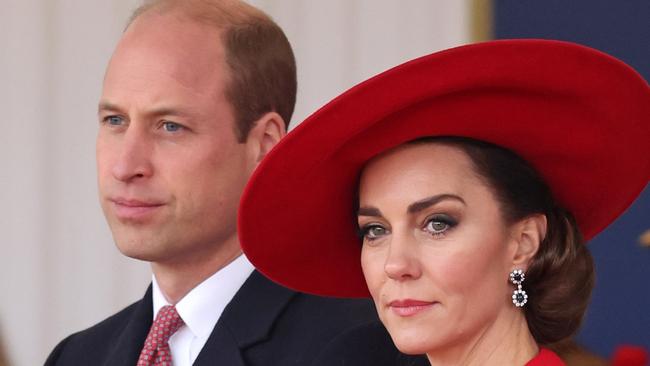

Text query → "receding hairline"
[121,0,297,138]
[126,0,274,32]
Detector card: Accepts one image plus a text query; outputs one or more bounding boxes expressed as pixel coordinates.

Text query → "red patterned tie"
[137,305,185,366]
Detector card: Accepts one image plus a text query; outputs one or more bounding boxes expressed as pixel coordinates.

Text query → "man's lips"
[109,198,165,220]
[388,299,438,317]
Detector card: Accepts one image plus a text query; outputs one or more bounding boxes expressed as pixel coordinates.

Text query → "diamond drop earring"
[510,269,528,307]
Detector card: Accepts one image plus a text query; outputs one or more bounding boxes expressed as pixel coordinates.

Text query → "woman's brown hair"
[413,136,595,344]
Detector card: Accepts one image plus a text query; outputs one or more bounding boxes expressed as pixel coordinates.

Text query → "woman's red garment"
[527,348,566,366]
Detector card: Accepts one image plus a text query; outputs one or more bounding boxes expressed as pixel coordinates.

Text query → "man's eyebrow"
[145,107,193,119]
[357,206,382,217]
[98,101,122,114]
[407,194,465,214]
[97,101,191,118]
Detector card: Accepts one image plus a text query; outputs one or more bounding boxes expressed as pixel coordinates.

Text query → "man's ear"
[246,111,287,165]
[510,214,547,269]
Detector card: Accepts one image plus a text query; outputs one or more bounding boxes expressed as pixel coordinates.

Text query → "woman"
[238,39,650,365]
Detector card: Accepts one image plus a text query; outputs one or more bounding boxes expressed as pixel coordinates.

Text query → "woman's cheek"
[361,246,386,298]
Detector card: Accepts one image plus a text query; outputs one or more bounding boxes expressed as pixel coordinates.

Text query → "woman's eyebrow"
[407,194,466,214]
[357,194,464,217]
[357,206,382,217]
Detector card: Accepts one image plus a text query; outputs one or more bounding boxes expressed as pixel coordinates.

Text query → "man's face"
[97,12,253,265]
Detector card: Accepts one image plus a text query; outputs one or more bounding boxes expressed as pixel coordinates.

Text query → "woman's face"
[358,143,521,355]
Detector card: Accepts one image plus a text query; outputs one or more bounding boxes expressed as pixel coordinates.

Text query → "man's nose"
[110,126,154,183]
[384,233,422,281]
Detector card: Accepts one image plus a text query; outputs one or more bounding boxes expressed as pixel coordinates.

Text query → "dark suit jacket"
[45,270,428,366]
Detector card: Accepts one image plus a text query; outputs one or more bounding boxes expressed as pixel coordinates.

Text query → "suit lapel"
[191,324,247,366]
[193,271,297,365]
[103,285,153,366]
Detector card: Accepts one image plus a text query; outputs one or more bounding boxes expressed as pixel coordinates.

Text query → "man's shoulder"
[69,299,142,341]
[45,297,148,365]
[311,320,430,366]
[278,290,381,342]
[289,291,378,324]
[233,271,378,332]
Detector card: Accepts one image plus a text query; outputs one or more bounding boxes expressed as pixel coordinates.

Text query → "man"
[45,1,426,365]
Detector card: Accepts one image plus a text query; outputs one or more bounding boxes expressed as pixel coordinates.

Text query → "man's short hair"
[129,0,297,141]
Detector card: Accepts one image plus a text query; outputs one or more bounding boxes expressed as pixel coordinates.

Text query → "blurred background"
[0,1,648,365]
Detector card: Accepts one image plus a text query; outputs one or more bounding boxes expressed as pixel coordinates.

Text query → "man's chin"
[112,235,168,263]
[116,247,159,263]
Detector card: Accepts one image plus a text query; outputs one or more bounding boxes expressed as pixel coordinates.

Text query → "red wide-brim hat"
[239,39,650,298]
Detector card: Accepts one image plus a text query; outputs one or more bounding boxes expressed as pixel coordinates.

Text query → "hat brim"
[239,39,650,298]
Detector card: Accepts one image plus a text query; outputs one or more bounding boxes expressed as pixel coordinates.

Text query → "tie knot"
[137,306,185,365]
[152,305,184,344]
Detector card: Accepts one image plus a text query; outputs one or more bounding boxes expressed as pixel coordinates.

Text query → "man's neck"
[151,237,243,304]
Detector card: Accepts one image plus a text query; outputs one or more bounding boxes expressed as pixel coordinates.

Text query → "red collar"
[526,348,565,366]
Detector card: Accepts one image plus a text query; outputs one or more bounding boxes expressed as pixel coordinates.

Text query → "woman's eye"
[361,225,389,241]
[426,221,448,233]
[162,121,183,132]
[424,215,457,236]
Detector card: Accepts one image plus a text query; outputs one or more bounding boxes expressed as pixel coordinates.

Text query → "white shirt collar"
[151,254,255,339]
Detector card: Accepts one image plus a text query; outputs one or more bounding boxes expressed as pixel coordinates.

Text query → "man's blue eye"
[106,116,123,125]
[163,122,182,132]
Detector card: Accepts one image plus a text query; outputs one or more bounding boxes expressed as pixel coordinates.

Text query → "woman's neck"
[425,308,538,366]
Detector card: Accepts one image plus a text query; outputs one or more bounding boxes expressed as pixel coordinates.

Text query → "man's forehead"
[118,10,224,68]
[100,59,222,115]
[103,12,228,97]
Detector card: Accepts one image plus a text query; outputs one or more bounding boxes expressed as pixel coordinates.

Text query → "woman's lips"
[388,299,437,317]
[110,198,164,221]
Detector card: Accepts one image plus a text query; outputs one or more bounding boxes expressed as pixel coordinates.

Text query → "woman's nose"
[384,234,422,281]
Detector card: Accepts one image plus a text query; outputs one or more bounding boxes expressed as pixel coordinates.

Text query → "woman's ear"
[510,214,547,268]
